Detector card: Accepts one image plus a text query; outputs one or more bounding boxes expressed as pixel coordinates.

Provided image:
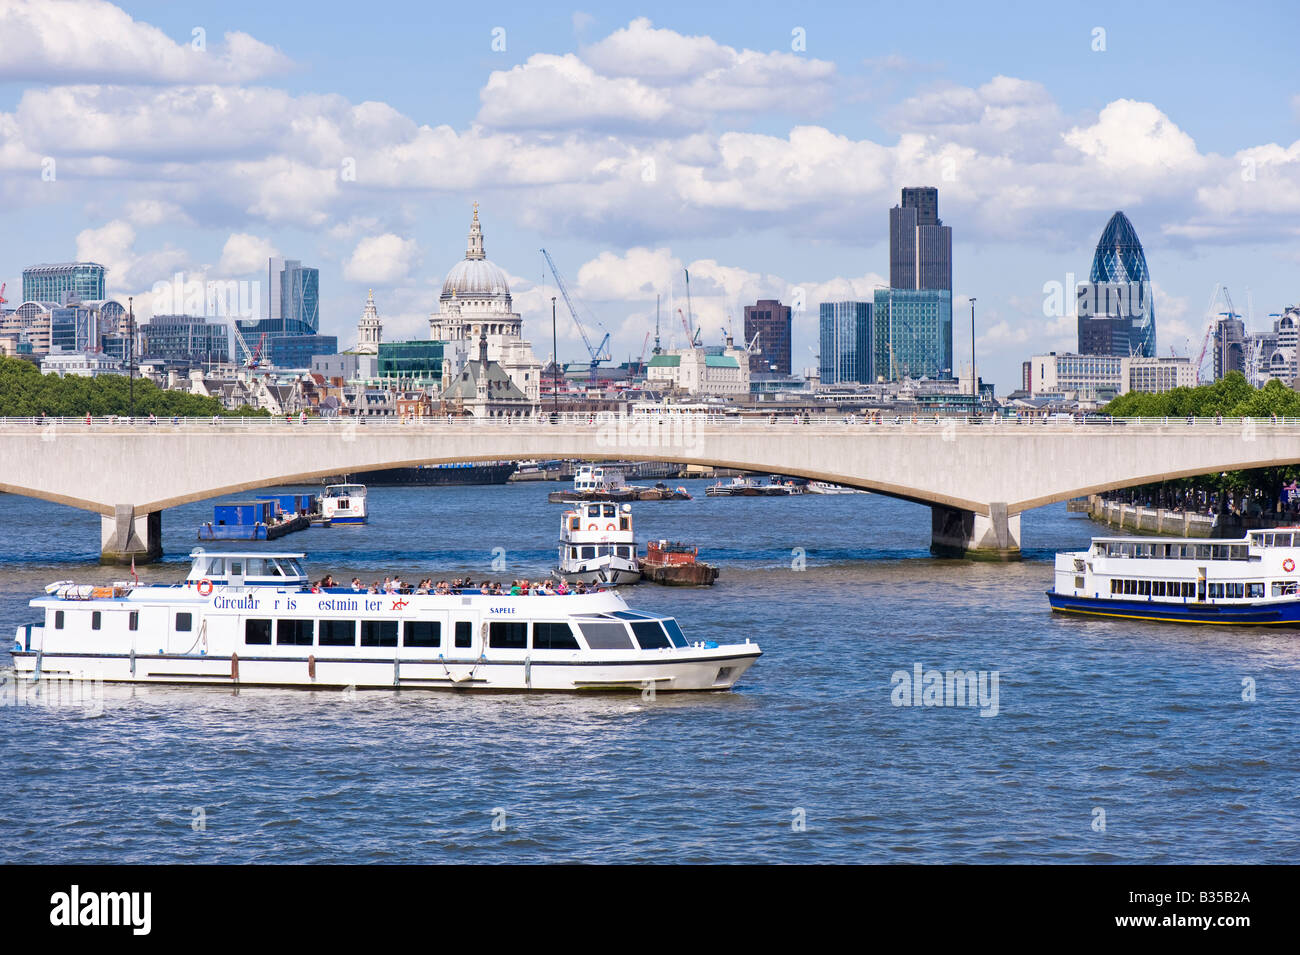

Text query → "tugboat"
[319,483,367,524]
[639,540,719,587]
[556,501,641,585]
[548,465,690,503]
[11,548,760,691]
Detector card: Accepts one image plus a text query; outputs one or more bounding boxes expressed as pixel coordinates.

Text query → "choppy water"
[1,480,1297,863]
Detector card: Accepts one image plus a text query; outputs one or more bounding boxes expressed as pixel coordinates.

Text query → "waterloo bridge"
[0,414,1297,564]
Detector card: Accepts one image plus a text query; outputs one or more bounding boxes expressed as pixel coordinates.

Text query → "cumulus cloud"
[0,0,292,84]
[344,234,419,284]
[218,233,279,275]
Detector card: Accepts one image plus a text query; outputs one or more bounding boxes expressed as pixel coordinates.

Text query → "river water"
[1,480,1296,863]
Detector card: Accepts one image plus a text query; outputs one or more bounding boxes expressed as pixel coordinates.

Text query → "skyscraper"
[237,256,330,367]
[743,299,792,374]
[1213,313,1246,380]
[819,302,873,384]
[883,187,954,380]
[890,187,952,291]
[1077,211,1156,358]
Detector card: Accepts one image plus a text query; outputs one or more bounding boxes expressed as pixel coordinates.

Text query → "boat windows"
[245,559,266,577]
[617,546,632,558]
[661,618,689,648]
[319,619,356,647]
[360,620,398,648]
[630,620,671,650]
[176,612,193,632]
[1276,534,1293,547]
[489,621,528,650]
[454,621,472,649]
[1272,581,1298,597]
[129,611,139,631]
[533,622,580,651]
[205,558,225,576]
[1208,583,1225,598]
[404,621,440,648]
[91,611,102,630]
[54,610,64,629]
[1224,582,1245,599]
[1248,582,1265,598]
[277,619,314,646]
[602,504,617,518]
[579,622,635,650]
[229,561,243,577]
[245,618,272,645]
[581,546,596,559]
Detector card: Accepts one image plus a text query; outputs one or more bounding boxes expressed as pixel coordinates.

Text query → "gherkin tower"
[1089,211,1155,357]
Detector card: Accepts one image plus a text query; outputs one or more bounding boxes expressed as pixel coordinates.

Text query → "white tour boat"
[556,502,641,585]
[1048,528,1300,625]
[319,483,367,524]
[11,549,758,691]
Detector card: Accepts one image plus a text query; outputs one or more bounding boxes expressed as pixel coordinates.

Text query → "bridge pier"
[100,505,162,565]
[930,503,1021,561]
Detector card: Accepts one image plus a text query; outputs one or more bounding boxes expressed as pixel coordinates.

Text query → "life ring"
[606,523,616,531]
[1285,559,1295,573]
[197,578,214,596]
[588,524,598,530]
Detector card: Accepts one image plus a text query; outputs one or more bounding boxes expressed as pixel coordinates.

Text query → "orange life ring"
[606,523,616,531]
[588,524,598,530]
[197,578,214,596]
[1285,559,1295,573]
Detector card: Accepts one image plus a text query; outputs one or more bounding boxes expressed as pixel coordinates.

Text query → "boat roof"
[190,547,306,560]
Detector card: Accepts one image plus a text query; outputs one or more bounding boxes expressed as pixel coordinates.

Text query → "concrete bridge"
[1,414,1297,563]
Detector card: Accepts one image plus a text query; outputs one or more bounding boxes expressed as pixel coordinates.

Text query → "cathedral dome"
[440,203,512,306]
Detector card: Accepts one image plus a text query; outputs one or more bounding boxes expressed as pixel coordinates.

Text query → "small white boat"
[11,549,759,692]
[556,501,641,585]
[806,481,867,495]
[319,483,367,524]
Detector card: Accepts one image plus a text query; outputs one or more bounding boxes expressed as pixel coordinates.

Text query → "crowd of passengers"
[308,574,596,595]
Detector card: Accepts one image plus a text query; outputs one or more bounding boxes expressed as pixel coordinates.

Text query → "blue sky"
[2,0,1298,389]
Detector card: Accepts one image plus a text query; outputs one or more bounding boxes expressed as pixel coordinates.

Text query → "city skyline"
[2,1,1299,391]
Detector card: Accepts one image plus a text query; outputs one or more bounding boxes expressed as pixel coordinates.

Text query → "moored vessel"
[1048,528,1300,624]
[556,502,641,585]
[319,483,367,524]
[639,540,719,587]
[11,549,759,691]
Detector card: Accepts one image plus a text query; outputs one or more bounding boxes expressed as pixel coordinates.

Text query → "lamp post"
[551,296,559,418]
[969,297,977,399]
[127,295,135,418]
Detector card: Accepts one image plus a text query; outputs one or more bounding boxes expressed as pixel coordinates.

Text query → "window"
[1273,581,1298,597]
[176,612,193,632]
[404,620,440,648]
[245,618,272,645]
[1183,582,1195,597]
[533,622,579,650]
[579,622,634,650]
[91,611,102,630]
[1110,579,1122,594]
[1248,582,1265,598]
[1208,583,1224,598]
[1138,580,1152,596]
[319,619,356,647]
[490,621,528,649]
[229,561,243,576]
[276,619,314,646]
[455,621,472,649]
[631,620,671,650]
[360,620,398,647]
[661,618,689,648]
[581,546,595,559]
[54,610,64,629]
[128,611,139,631]
[1276,534,1293,548]
[1226,582,1245,599]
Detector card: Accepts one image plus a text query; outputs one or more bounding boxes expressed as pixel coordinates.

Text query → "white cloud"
[218,233,279,275]
[1064,99,1203,173]
[0,0,291,84]
[344,234,419,284]
[582,18,736,82]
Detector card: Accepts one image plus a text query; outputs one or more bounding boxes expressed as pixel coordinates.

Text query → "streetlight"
[551,295,558,418]
[969,296,977,399]
[127,295,135,418]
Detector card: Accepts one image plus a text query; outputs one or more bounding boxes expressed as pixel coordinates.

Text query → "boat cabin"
[573,466,626,493]
[185,548,309,587]
[563,502,633,537]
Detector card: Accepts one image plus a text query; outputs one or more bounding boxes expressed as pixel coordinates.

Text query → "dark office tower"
[1078,211,1156,358]
[889,186,952,291]
[743,299,792,375]
[1214,314,1246,380]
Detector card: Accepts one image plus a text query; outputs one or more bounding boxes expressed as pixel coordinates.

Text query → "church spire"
[466,201,486,260]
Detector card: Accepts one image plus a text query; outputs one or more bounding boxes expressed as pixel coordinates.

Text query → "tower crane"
[540,248,611,382]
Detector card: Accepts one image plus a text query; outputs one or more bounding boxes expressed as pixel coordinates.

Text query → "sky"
[1,0,1298,391]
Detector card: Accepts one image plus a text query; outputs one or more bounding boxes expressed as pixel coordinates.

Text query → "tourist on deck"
[556,579,569,595]
[321,574,336,588]
[351,578,363,591]
[479,581,491,595]
[573,580,587,594]
[509,580,522,596]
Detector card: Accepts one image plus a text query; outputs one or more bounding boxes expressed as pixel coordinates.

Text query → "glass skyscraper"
[872,289,953,381]
[238,257,327,367]
[1078,211,1156,358]
[890,187,952,292]
[22,262,106,305]
[819,302,873,384]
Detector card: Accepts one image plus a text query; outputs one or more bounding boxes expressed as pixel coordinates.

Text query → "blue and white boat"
[319,483,367,524]
[1048,529,1300,625]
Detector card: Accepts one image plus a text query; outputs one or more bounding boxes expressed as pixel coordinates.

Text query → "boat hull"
[1046,589,1300,626]
[9,647,757,692]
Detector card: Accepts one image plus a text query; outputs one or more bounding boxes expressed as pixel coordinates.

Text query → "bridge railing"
[2,414,1299,432]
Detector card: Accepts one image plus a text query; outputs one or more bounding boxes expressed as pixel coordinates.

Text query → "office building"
[818,301,873,384]
[743,299,792,375]
[141,314,231,365]
[889,187,952,292]
[1213,314,1246,380]
[22,262,106,305]
[872,288,952,380]
[1077,211,1156,358]
[238,257,328,368]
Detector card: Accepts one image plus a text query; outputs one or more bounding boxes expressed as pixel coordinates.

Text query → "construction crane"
[682,269,701,349]
[230,323,268,369]
[0,282,7,307]
[540,248,611,382]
